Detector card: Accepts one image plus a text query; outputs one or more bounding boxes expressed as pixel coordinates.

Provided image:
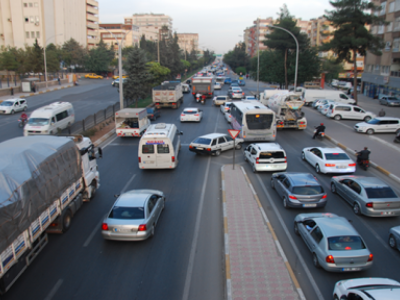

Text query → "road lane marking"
[44,279,63,300]
[369,135,400,154]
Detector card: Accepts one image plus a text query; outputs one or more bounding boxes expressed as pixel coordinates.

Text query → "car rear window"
[328,236,366,250]
[324,153,350,160]
[109,206,145,219]
[292,186,323,195]
[365,187,397,199]
[216,97,226,100]
[142,145,154,154]
[183,110,197,114]
[157,144,170,154]
[260,151,285,159]
[193,137,211,145]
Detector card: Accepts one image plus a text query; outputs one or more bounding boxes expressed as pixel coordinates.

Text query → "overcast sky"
[98,0,334,54]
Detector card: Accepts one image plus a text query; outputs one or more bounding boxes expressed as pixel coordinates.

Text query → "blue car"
[224,78,232,84]
[238,80,246,86]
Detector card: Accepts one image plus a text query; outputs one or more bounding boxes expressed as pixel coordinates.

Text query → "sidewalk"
[0,82,74,102]
[221,165,304,300]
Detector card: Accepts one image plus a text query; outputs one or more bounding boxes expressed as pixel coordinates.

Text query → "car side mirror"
[114,194,119,198]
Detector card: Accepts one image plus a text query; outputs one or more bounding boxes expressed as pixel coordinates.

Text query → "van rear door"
[156,143,173,168]
[140,143,157,168]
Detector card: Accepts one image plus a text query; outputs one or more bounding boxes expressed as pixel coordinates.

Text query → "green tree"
[25,39,44,73]
[84,39,114,74]
[123,46,153,107]
[147,61,170,84]
[323,0,386,102]
[62,38,86,71]
[0,47,19,77]
[223,42,249,72]
[45,43,62,73]
[159,32,183,78]
[321,57,345,82]
[235,66,247,76]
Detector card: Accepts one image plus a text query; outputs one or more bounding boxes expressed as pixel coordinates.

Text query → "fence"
[0,72,67,89]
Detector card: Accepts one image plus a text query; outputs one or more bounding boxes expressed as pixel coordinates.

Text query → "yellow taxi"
[112,75,128,79]
[85,73,103,79]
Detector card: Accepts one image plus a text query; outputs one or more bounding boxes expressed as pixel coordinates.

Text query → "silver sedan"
[389,226,400,251]
[101,189,165,241]
[331,175,400,217]
[294,213,373,272]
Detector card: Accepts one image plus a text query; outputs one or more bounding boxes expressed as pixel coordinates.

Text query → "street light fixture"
[44,33,63,89]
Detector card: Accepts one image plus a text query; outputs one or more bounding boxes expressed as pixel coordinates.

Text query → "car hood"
[355,122,369,127]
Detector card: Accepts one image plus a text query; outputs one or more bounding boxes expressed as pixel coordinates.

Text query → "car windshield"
[387,97,399,101]
[109,206,145,219]
[367,118,380,124]
[0,101,13,106]
[193,137,211,145]
[217,97,226,100]
[324,153,350,160]
[365,187,397,198]
[28,118,50,125]
[328,236,366,250]
[292,186,323,195]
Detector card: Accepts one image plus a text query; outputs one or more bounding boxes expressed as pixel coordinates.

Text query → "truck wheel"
[62,210,72,233]
[90,182,97,199]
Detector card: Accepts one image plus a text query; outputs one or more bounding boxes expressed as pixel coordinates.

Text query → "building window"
[31,31,35,38]
[387,22,393,31]
[380,2,387,15]
[395,17,400,31]
[389,1,395,12]
[393,37,400,52]
[26,31,30,38]
[30,16,34,23]
[35,16,39,22]
[25,17,29,23]
[382,66,390,74]
[378,25,385,34]
[29,2,33,7]
[36,31,40,38]
[34,2,38,7]
[24,3,28,7]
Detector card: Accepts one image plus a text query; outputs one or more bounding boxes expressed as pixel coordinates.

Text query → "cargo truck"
[115,108,150,137]
[191,77,215,100]
[153,82,184,109]
[0,135,100,294]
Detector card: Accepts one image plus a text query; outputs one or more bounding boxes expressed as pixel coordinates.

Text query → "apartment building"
[177,33,198,54]
[363,0,400,98]
[99,23,140,50]
[124,13,172,42]
[244,18,274,57]
[0,0,99,49]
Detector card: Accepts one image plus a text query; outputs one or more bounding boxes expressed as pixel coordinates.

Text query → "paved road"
[2,73,400,300]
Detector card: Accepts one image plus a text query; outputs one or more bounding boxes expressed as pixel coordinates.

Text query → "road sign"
[228,129,240,139]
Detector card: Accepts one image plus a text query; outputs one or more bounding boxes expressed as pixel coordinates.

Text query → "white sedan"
[214,82,222,90]
[180,107,203,122]
[301,147,356,174]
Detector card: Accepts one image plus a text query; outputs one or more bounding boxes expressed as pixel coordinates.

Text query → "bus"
[230,101,276,141]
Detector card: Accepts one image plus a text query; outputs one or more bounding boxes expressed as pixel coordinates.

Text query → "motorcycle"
[196,96,201,103]
[313,127,325,139]
[18,118,27,128]
[355,150,369,170]
[201,98,205,105]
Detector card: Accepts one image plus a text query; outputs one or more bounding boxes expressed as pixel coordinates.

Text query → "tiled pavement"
[222,165,305,300]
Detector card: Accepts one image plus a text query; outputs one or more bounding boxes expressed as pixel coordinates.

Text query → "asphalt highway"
[2,75,400,300]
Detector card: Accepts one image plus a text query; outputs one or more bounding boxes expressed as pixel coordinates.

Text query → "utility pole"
[257,18,260,97]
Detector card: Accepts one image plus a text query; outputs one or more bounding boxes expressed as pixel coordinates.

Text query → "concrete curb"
[11,85,74,99]
[93,130,115,147]
[325,135,400,184]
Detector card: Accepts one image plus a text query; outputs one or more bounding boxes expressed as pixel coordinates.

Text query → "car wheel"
[270,178,275,189]
[331,182,337,194]
[364,116,371,122]
[215,149,221,156]
[252,164,257,173]
[10,110,15,115]
[353,203,361,215]
[334,115,341,121]
[62,210,72,233]
[366,128,374,135]
[150,225,155,238]
[283,197,289,209]
[301,151,305,161]
[315,164,321,174]
[294,222,299,236]
[313,253,321,268]
[235,143,242,150]
[389,234,397,249]
[333,295,339,300]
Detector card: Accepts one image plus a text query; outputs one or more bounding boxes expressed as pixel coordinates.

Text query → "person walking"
[58,76,61,85]
[378,109,386,117]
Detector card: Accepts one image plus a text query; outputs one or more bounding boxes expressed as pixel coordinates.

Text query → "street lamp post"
[266,24,299,88]
[44,34,63,89]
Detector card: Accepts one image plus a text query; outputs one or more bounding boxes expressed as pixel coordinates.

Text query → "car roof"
[353,176,390,188]
[199,133,226,139]
[115,190,151,207]
[285,173,320,186]
[252,143,284,151]
[374,117,400,120]
[315,147,346,154]
[315,216,358,237]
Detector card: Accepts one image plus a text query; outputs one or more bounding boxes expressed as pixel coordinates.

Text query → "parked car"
[0,98,27,114]
[333,278,400,300]
[379,95,400,107]
[312,99,330,109]
[244,143,287,173]
[146,107,161,121]
[101,189,165,241]
[213,95,229,106]
[301,147,356,174]
[112,78,127,87]
[331,175,400,217]
[316,99,335,112]
[354,117,400,135]
[326,104,375,121]
[389,226,400,251]
[294,212,373,272]
[271,172,327,208]
[85,73,103,79]
[189,133,243,156]
[180,108,203,122]
[112,75,128,79]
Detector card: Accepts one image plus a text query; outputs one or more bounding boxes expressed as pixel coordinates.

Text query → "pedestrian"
[10,87,13,96]
[378,109,386,117]
[31,82,36,93]
[58,76,61,85]
[98,147,103,159]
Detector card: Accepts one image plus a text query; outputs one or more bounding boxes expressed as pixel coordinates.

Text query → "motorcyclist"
[20,112,28,122]
[357,147,370,164]
[312,123,325,139]
[196,93,201,102]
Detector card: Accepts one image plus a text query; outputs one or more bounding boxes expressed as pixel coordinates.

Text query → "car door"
[388,120,400,132]
[344,179,361,205]
[244,145,252,163]
[306,148,319,165]
[147,198,156,228]
[218,136,229,151]
[19,100,27,111]
[274,174,287,198]
[308,226,325,262]
[150,195,162,224]
[376,120,389,132]
[352,107,365,120]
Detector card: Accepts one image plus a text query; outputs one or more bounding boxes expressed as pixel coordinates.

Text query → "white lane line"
[334,121,354,130]
[44,279,63,300]
[256,175,325,300]
[121,174,136,194]
[369,135,400,154]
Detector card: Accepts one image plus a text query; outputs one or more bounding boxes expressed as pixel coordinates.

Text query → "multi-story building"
[124,13,172,42]
[0,0,99,49]
[99,23,140,50]
[244,18,274,57]
[176,33,198,55]
[363,0,400,98]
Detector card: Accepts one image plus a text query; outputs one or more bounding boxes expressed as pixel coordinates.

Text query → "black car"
[146,107,161,121]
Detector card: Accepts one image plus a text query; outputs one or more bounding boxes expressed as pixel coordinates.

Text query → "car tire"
[252,164,257,173]
[364,116,371,122]
[366,129,374,135]
[315,164,321,174]
[235,143,241,150]
[62,209,72,233]
[389,234,397,249]
[270,178,275,189]
[334,115,341,121]
[331,182,337,194]
[215,150,221,156]
[10,110,15,115]
[301,151,305,161]
[244,154,248,162]
[283,197,289,209]
[313,253,321,268]
[353,203,361,215]
[294,222,299,236]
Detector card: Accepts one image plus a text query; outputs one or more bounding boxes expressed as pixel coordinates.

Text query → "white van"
[138,123,183,169]
[301,90,355,106]
[24,102,74,136]
[326,104,375,121]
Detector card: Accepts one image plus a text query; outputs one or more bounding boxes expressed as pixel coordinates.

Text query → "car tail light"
[366,202,373,208]
[138,224,147,231]
[181,113,185,116]
[349,163,356,167]
[172,156,175,162]
[101,223,109,231]
[325,163,336,167]
[284,156,287,163]
[322,194,327,199]
[299,121,305,124]
[194,114,199,116]
[325,255,335,263]
[207,148,211,151]
[256,158,259,164]
[367,254,373,262]
[288,195,297,200]
[189,145,193,149]
[138,157,141,163]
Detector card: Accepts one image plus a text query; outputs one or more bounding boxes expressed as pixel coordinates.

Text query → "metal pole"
[257,18,260,97]
[44,46,48,89]
[118,42,124,109]
[157,39,160,64]
[233,138,236,170]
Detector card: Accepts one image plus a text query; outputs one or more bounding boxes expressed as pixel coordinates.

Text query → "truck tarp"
[0,136,82,253]
[115,108,147,120]
[153,82,180,91]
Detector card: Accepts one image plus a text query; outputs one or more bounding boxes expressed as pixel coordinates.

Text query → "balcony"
[87,14,98,23]
[87,22,98,30]
[391,71,400,77]
[87,0,98,7]
[86,5,98,15]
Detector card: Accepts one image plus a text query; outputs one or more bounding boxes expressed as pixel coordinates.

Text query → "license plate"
[303,204,317,207]
[196,147,204,150]
[381,211,393,215]
[342,267,361,271]
[336,165,347,169]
